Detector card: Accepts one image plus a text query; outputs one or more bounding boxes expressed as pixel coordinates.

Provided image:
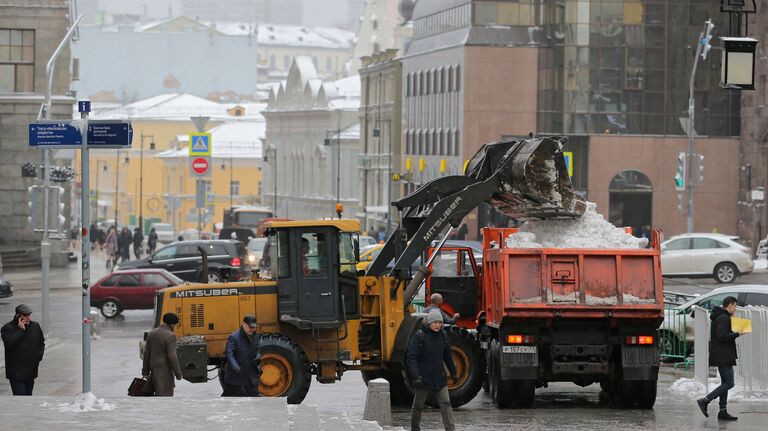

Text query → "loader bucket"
[466,137,586,219]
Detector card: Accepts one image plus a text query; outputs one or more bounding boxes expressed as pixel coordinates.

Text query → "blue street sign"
[29,122,83,148]
[87,121,133,148]
[78,100,91,113]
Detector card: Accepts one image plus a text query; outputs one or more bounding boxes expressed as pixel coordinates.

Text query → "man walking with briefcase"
[142,313,183,396]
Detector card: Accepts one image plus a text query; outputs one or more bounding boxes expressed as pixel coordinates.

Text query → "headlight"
[248,254,256,263]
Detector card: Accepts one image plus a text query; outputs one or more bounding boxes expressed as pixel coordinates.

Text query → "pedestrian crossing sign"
[189,133,212,156]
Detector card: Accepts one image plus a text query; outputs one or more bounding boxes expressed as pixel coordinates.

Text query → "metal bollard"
[363,378,391,427]
[90,309,101,339]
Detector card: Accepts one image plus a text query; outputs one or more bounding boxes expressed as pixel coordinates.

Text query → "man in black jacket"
[697,296,745,421]
[406,309,457,431]
[222,315,261,396]
[1,304,45,395]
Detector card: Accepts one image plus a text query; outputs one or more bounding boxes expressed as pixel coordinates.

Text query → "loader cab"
[263,220,360,329]
[426,246,481,329]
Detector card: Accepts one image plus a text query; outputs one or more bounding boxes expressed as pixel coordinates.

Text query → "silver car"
[659,285,768,358]
[661,233,754,283]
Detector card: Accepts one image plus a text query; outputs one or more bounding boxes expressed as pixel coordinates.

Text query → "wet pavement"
[1,253,768,429]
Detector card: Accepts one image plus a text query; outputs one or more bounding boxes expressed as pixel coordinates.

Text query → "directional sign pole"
[79,101,92,394]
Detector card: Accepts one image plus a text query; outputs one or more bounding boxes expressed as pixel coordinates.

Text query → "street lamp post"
[139,133,155,234]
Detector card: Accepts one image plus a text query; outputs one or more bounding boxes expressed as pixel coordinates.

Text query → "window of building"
[454,66,461,92]
[283,55,290,69]
[406,73,411,97]
[325,57,333,72]
[373,43,380,53]
[372,19,379,30]
[431,131,437,155]
[426,71,431,95]
[269,55,276,68]
[0,29,35,92]
[433,69,439,94]
[425,132,431,156]
[231,181,240,196]
[453,130,460,156]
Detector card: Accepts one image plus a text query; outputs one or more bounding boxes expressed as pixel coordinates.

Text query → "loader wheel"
[258,334,312,404]
[444,327,485,408]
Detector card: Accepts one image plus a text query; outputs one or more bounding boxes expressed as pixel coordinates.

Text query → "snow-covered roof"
[162,121,265,159]
[90,93,266,121]
[132,17,353,50]
[334,75,361,97]
[332,123,361,140]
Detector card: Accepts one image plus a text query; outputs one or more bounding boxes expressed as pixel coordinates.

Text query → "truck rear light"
[230,257,241,267]
[626,336,654,345]
[506,335,536,344]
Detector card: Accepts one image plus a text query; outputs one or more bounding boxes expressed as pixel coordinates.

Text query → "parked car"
[358,235,378,249]
[0,276,13,299]
[357,244,384,271]
[661,233,753,283]
[658,284,768,357]
[218,227,256,245]
[246,237,268,267]
[90,269,183,318]
[113,240,250,283]
[150,223,175,243]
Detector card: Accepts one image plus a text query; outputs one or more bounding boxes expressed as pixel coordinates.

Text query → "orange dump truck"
[426,227,664,409]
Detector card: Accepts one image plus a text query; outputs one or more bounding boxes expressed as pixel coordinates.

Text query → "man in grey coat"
[142,312,183,396]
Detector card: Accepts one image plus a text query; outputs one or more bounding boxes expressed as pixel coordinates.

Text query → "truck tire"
[444,326,485,408]
[258,334,312,404]
[616,379,657,409]
[489,339,535,408]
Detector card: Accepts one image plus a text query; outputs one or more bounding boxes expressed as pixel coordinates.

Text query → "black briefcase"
[128,377,151,396]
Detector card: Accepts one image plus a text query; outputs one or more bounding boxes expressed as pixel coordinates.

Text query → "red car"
[90,269,183,318]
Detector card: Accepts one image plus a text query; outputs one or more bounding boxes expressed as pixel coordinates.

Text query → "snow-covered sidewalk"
[670,378,768,402]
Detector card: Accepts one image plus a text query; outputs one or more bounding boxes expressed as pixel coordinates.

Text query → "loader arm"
[366,136,586,279]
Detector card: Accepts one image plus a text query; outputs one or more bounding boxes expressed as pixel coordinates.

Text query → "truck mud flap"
[621,345,659,381]
[499,346,538,380]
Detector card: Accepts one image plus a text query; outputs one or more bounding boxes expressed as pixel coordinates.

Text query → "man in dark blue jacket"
[222,315,262,396]
[1,304,45,395]
[697,296,745,421]
[406,309,457,431]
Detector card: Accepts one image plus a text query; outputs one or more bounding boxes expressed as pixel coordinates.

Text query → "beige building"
[0,0,73,266]
[349,0,413,72]
[359,49,403,233]
[263,56,361,220]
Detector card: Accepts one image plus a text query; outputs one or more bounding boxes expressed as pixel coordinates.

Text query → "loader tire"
[258,334,312,404]
[444,326,485,408]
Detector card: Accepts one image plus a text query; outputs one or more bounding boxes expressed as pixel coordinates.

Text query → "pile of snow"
[670,378,768,402]
[505,202,648,249]
[55,392,114,412]
[754,258,768,271]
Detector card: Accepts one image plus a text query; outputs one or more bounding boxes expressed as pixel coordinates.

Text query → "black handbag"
[128,377,152,396]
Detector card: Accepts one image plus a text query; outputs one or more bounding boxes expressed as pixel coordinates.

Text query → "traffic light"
[694,154,704,185]
[677,192,687,215]
[700,20,715,60]
[675,152,687,191]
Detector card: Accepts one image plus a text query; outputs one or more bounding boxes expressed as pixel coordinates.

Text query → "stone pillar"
[362,378,391,427]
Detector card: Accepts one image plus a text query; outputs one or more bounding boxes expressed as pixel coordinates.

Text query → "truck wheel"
[444,326,485,408]
[258,334,312,404]
[489,340,512,408]
[385,365,414,407]
[616,379,657,409]
[714,262,737,283]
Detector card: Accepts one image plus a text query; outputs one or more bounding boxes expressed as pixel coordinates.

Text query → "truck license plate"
[503,345,537,354]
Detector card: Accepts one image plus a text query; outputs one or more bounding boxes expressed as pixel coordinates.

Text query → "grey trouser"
[411,386,455,431]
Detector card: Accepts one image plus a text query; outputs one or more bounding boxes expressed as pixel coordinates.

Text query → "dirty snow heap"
[505,202,648,249]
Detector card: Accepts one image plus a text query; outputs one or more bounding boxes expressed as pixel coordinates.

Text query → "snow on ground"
[505,202,648,249]
[670,378,768,402]
[49,392,115,412]
[754,258,767,271]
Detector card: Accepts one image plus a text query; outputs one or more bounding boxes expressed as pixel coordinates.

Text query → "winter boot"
[717,410,738,421]
[696,398,709,417]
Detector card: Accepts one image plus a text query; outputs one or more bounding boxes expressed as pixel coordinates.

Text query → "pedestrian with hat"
[406,309,457,431]
[1,304,45,395]
[142,312,183,396]
[222,315,262,397]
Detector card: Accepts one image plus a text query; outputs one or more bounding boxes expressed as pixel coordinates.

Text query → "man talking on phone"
[1,304,45,395]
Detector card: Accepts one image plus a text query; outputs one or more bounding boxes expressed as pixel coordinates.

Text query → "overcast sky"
[92,0,351,27]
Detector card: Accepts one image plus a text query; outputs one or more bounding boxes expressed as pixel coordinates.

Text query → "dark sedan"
[90,269,183,318]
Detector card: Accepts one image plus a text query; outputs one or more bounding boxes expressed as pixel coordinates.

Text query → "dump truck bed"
[481,228,663,325]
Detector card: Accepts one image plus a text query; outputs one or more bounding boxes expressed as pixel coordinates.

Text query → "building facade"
[401,0,741,238]
[737,0,768,250]
[181,0,303,25]
[262,57,361,220]
[0,0,73,265]
[359,49,403,233]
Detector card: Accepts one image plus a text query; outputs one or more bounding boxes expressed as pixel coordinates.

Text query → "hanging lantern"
[719,37,758,90]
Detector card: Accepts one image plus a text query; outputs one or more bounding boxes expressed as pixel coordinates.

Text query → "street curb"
[0,336,61,372]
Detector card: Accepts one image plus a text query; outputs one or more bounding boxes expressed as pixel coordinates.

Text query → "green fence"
[412,299,425,313]
[658,304,692,366]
